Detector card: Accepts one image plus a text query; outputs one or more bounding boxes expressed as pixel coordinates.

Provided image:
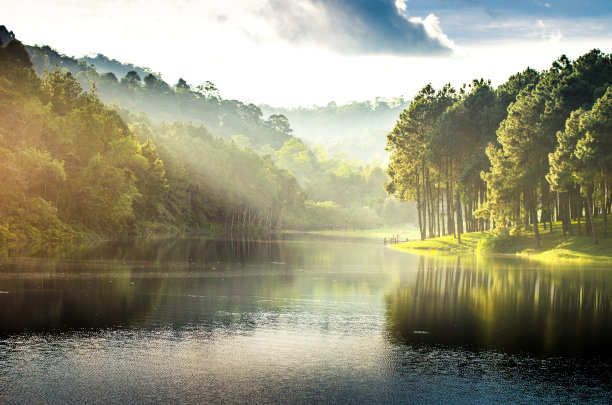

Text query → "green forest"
[0,26,409,249]
[4,23,611,253]
[386,49,612,248]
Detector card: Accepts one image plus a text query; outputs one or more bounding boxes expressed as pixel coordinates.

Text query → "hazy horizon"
[4,0,612,107]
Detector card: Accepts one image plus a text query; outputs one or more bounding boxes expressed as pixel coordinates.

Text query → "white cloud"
[395,0,408,13]
[255,0,455,55]
[408,14,460,53]
[537,19,563,42]
[2,0,611,107]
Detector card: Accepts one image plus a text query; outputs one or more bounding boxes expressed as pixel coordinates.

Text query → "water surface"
[1,235,611,403]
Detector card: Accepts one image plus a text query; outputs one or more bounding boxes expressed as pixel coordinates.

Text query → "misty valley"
[2,11,612,404]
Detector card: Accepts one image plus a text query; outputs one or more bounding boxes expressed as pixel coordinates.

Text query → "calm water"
[1,235,612,403]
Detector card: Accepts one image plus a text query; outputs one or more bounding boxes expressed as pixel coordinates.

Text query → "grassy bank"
[392,217,612,263]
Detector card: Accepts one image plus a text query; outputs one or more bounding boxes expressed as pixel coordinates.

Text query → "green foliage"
[475,228,511,253]
[0,27,410,246]
[303,201,347,227]
[40,69,85,115]
[398,218,612,262]
[0,41,315,243]
[271,137,401,228]
[125,115,307,234]
[386,49,612,248]
[27,45,294,150]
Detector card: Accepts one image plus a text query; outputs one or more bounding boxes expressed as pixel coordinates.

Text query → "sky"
[3,0,612,107]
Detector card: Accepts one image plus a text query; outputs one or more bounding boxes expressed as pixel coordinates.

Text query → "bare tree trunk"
[422,162,429,239]
[603,171,608,238]
[426,167,435,238]
[523,190,530,230]
[566,192,573,235]
[560,192,567,235]
[456,189,463,244]
[586,190,598,244]
[446,157,454,236]
[441,193,446,236]
[415,171,425,241]
[436,177,441,237]
[548,186,553,233]
[577,204,582,236]
[455,156,463,243]
[541,185,548,230]
[531,190,541,248]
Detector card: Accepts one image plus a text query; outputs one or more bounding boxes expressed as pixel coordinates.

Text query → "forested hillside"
[0,26,414,248]
[26,44,293,149]
[261,98,408,162]
[386,49,612,247]
[0,36,308,246]
[21,35,411,232]
[269,137,414,229]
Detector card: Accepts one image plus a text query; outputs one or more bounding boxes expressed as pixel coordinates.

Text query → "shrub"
[476,228,512,253]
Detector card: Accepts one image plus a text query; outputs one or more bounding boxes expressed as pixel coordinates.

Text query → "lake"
[1,234,611,403]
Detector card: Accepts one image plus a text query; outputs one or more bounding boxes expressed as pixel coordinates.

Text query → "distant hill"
[26,45,294,149]
[260,98,409,162]
[78,53,159,82]
[25,42,406,161]
[0,25,15,44]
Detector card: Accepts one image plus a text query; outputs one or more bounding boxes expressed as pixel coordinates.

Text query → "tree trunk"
[426,167,435,238]
[560,192,567,235]
[436,177,441,237]
[441,193,446,236]
[541,184,549,230]
[549,187,553,233]
[415,171,425,241]
[456,189,463,244]
[422,162,429,239]
[566,192,573,235]
[446,158,454,236]
[455,156,463,242]
[603,172,608,238]
[586,191,598,244]
[522,191,530,230]
[531,196,541,249]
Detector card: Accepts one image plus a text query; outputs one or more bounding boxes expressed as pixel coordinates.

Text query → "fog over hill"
[6,32,414,239]
[28,41,405,163]
[261,98,409,162]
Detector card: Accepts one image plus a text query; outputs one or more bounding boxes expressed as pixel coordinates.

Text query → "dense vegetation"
[22,36,410,231]
[1,26,412,247]
[0,36,308,246]
[270,137,414,229]
[26,43,290,150]
[386,49,612,247]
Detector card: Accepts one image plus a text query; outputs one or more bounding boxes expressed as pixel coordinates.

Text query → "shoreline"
[390,220,612,264]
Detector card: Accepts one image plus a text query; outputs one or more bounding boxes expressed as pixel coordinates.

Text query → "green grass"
[392,216,612,263]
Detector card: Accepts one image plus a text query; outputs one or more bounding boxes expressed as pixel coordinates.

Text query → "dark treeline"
[0,35,307,246]
[386,49,612,246]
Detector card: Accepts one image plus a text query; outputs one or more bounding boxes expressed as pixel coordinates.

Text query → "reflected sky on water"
[1,235,611,403]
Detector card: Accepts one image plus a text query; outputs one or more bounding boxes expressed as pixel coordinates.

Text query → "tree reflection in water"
[385,255,612,355]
